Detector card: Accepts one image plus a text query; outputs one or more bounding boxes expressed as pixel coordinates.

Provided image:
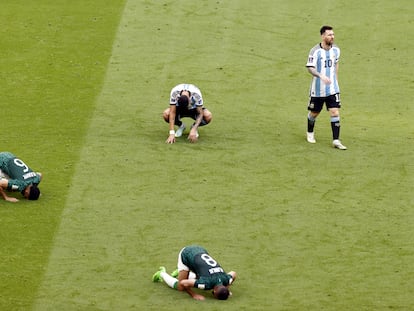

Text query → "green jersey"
[0,152,41,192]
[181,245,233,290]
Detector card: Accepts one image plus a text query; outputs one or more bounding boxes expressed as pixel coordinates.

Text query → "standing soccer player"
[306,25,347,150]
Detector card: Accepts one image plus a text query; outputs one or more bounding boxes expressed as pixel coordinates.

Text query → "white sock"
[160,272,178,289]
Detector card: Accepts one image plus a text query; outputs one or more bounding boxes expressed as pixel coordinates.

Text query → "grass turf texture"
[1,0,413,310]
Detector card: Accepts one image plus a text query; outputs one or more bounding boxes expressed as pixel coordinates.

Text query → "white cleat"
[307,132,316,143]
[175,123,186,137]
[333,139,347,150]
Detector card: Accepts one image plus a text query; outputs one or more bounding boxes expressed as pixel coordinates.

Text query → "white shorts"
[177,247,190,272]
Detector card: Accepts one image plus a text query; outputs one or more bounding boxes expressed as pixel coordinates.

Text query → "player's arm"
[192,106,204,129]
[179,278,205,300]
[177,271,205,301]
[228,271,237,284]
[0,178,8,189]
[0,184,19,202]
[307,66,331,84]
[166,104,177,144]
[188,106,203,143]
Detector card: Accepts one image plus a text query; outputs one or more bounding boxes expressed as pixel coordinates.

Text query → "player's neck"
[321,42,332,50]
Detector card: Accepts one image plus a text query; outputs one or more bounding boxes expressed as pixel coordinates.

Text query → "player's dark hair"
[320,25,333,35]
[177,94,189,107]
[179,90,191,96]
[214,285,230,300]
[28,184,40,200]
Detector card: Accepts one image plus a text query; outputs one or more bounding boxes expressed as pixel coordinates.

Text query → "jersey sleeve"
[226,274,233,285]
[7,179,25,192]
[306,51,317,67]
[191,92,203,107]
[194,280,206,290]
[306,45,319,67]
[334,45,340,63]
[170,89,180,105]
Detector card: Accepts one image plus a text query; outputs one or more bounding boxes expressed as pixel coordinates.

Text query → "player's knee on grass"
[162,108,170,122]
[203,109,212,124]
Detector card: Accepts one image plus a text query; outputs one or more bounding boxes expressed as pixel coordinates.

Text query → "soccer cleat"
[333,139,347,150]
[175,124,186,137]
[171,269,179,278]
[152,266,166,282]
[306,132,316,143]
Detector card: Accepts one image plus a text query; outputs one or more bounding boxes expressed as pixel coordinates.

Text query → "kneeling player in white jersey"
[152,245,237,300]
[163,83,212,144]
[306,25,347,150]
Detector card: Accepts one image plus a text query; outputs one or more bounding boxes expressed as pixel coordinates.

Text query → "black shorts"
[308,94,341,112]
[176,107,205,120]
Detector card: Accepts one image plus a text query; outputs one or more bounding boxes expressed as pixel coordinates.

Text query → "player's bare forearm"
[187,108,203,142]
[169,106,177,131]
[228,271,237,282]
[37,172,43,181]
[0,187,7,200]
[307,66,331,84]
[185,288,205,300]
[307,66,320,78]
[0,187,18,202]
[166,106,177,143]
[178,278,195,290]
[178,279,205,300]
[193,107,204,128]
[0,178,9,189]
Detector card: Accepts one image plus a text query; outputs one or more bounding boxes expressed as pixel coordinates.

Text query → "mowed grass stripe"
[32,2,144,310]
[32,2,250,309]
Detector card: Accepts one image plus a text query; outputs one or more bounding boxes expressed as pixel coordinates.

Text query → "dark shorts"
[176,107,205,120]
[308,93,341,112]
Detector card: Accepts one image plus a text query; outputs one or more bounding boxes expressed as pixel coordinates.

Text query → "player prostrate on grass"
[163,83,212,144]
[152,245,236,300]
[0,152,42,202]
[306,25,347,150]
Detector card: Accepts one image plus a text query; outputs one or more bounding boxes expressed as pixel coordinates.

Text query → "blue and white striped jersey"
[306,43,340,97]
[170,83,203,109]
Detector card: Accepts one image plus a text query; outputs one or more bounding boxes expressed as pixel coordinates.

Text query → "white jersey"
[170,83,203,109]
[306,43,340,97]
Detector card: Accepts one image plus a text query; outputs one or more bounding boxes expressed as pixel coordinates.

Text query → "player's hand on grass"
[166,134,176,144]
[5,196,19,203]
[0,187,19,202]
[191,293,205,301]
[187,131,198,143]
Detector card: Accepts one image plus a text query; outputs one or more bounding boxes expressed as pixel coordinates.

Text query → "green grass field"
[1,0,413,310]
